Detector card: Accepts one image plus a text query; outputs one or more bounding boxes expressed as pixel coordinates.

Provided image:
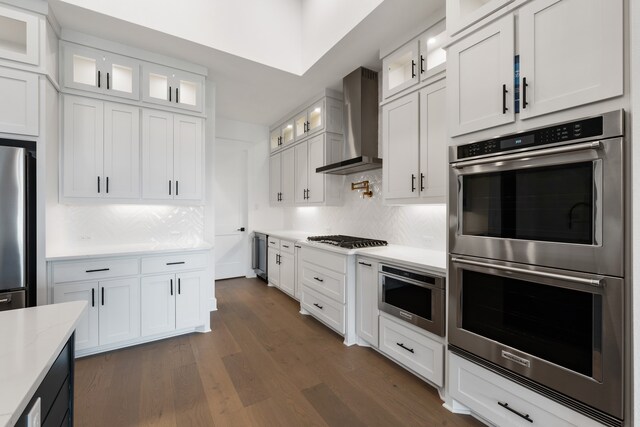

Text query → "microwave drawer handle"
[497,402,533,423]
[451,140,602,169]
[451,257,603,287]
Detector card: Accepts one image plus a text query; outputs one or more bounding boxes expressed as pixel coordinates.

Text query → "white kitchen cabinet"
[268,247,280,287]
[269,153,282,205]
[293,141,308,204]
[278,251,295,297]
[383,40,420,99]
[53,277,140,349]
[294,99,327,141]
[418,19,447,81]
[356,257,379,347]
[267,238,296,298]
[63,96,140,200]
[446,0,514,35]
[518,0,623,120]
[281,118,295,147]
[270,126,283,152]
[142,62,204,112]
[449,352,604,427]
[0,67,38,136]
[141,109,203,201]
[418,81,447,201]
[62,42,140,101]
[175,271,203,329]
[270,148,295,206]
[53,282,100,351]
[98,277,141,346]
[293,133,343,206]
[448,14,514,137]
[140,274,175,336]
[0,4,40,66]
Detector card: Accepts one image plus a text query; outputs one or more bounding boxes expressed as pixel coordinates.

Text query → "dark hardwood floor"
[75,277,484,426]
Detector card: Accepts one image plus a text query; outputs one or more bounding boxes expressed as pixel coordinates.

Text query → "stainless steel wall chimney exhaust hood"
[316,67,381,175]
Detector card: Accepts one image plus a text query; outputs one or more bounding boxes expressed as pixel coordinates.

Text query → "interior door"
[53,282,99,351]
[98,278,140,346]
[140,274,176,336]
[142,109,174,200]
[175,272,202,329]
[306,134,325,204]
[214,144,248,279]
[103,103,140,198]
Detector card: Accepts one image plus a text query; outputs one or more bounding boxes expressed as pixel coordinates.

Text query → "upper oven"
[449,110,624,277]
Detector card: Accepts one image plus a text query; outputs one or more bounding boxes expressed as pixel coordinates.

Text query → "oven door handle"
[451,257,603,287]
[451,140,602,169]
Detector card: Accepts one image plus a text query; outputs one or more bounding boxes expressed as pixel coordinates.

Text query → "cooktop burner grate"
[307,235,388,249]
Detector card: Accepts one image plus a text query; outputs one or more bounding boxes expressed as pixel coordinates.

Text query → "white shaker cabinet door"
[518,0,623,119]
[280,147,295,206]
[279,251,295,297]
[0,68,38,136]
[382,92,420,200]
[269,153,282,205]
[418,80,447,202]
[63,96,104,198]
[356,258,378,347]
[53,282,99,351]
[268,249,280,287]
[294,142,308,205]
[173,115,203,201]
[142,109,174,200]
[448,14,515,136]
[141,274,176,337]
[98,278,141,346]
[175,272,202,329]
[103,103,140,199]
[306,134,325,204]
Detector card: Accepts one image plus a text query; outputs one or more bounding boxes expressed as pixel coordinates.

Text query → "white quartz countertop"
[355,245,446,274]
[0,301,87,427]
[46,241,213,261]
[253,230,319,242]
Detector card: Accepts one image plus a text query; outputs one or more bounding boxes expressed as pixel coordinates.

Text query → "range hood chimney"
[316,67,381,175]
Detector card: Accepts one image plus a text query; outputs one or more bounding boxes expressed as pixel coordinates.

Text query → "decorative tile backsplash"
[283,170,447,251]
[48,205,205,250]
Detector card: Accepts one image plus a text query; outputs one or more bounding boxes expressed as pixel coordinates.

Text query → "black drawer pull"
[358,262,372,267]
[295,245,302,249]
[86,268,110,273]
[498,402,533,423]
[313,303,323,310]
[313,277,324,282]
[166,261,186,266]
[396,342,414,354]
[282,245,290,248]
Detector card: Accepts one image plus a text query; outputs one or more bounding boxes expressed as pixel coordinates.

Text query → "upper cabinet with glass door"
[0,3,40,67]
[142,63,204,113]
[62,42,140,101]
[418,19,447,81]
[294,99,326,142]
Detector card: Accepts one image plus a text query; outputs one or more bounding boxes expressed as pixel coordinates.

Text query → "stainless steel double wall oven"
[448,110,625,426]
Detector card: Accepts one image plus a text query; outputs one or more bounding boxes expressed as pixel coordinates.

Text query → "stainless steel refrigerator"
[0,140,36,311]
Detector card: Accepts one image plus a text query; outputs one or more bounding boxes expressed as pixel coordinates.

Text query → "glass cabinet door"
[382,40,420,99]
[281,120,295,146]
[306,100,324,135]
[294,111,307,141]
[270,128,282,151]
[175,72,204,112]
[143,63,203,112]
[0,4,39,66]
[419,20,447,81]
[104,53,139,100]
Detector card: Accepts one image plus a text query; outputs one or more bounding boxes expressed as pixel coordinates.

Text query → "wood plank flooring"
[74,277,484,427]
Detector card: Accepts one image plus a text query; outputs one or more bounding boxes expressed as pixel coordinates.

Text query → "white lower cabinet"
[301,285,345,334]
[355,257,378,347]
[449,353,603,426]
[278,251,295,297]
[379,315,443,387]
[267,238,296,298]
[50,250,209,356]
[53,278,140,350]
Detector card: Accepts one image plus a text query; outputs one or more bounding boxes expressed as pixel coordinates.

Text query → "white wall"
[282,169,446,250]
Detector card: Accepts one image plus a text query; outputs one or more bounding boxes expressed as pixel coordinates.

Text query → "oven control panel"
[457,116,604,160]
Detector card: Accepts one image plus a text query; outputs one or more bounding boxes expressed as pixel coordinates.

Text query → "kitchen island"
[0,301,86,427]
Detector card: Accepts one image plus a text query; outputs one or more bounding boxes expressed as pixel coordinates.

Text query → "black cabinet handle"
[522,77,529,109]
[397,342,414,353]
[237,227,246,232]
[176,87,179,103]
[170,279,173,296]
[176,181,179,196]
[306,189,310,199]
[97,70,101,88]
[420,55,425,74]
[411,60,416,78]
[306,121,310,132]
[411,174,416,192]
[358,261,372,267]
[498,402,533,423]
[169,180,172,195]
[502,84,508,114]
[282,244,290,248]
[166,261,186,266]
[313,303,323,310]
[107,72,110,90]
[101,287,104,306]
[313,277,324,283]
[169,86,172,102]
[303,122,307,132]
[178,278,181,295]
[97,176,100,193]
[106,177,109,194]
[295,245,302,249]
[420,173,425,191]
[86,268,110,273]
[91,288,95,307]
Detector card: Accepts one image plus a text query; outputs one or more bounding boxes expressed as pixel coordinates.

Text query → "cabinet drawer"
[268,237,280,250]
[300,246,347,274]
[449,353,603,427]
[300,261,345,303]
[53,258,139,283]
[301,285,345,335]
[141,252,207,274]
[280,239,295,255]
[379,316,443,386]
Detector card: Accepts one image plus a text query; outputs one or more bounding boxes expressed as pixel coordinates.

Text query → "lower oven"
[448,255,624,422]
[378,264,445,337]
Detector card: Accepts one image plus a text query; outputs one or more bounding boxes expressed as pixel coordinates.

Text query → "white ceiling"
[49,0,445,125]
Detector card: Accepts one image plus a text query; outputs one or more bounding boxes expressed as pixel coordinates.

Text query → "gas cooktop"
[307,235,388,249]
